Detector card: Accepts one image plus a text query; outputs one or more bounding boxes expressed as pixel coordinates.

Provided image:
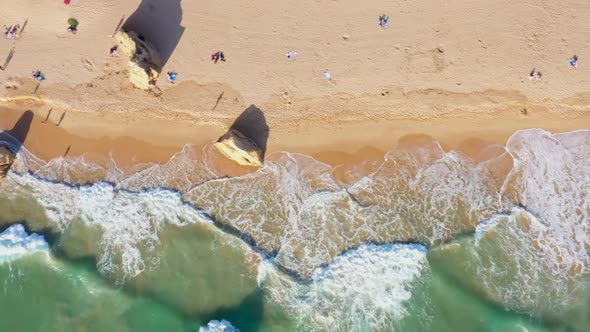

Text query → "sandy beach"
[0,0,588,170]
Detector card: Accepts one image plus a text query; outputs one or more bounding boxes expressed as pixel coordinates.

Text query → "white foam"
[199,319,239,332]
[0,224,48,263]
[259,243,428,332]
[503,129,590,276]
[7,172,210,281]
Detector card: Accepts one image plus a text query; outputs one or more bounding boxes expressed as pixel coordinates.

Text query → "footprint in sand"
[81,57,95,72]
[3,78,20,90]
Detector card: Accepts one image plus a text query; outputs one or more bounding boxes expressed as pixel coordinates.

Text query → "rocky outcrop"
[0,146,15,178]
[214,129,264,167]
[116,30,161,90]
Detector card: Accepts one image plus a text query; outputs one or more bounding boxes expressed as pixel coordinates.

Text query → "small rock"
[456,81,462,85]
[342,34,350,40]
[436,46,445,53]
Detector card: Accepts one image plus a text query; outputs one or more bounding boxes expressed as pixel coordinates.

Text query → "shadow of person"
[123,0,185,68]
[0,110,34,154]
[230,105,270,158]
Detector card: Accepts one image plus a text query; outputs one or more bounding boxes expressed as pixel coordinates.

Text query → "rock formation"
[115,30,161,90]
[0,146,15,178]
[214,129,264,167]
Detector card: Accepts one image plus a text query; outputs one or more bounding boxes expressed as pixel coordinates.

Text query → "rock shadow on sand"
[0,110,33,154]
[230,105,270,158]
[0,110,33,177]
[123,0,185,67]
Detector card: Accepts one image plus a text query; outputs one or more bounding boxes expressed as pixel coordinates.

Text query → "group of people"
[4,25,19,39]
[211,51,226,63]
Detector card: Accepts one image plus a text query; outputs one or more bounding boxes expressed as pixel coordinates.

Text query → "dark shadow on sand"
[230,105,270,158]
[1,47,15,70]
[123,0,185,68]
[0,110,34,154]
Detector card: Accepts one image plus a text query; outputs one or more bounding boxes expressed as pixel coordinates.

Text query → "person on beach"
[166,71,178,83]
[378,14,389,28]
[211,51,226,63]
[323,69,332,81]
[211,52,220,63]
[382,15,390,28]
[32,70,45,81]
[109,46,118,56]
[67,18,79,33]
[5,25,19,39]
[529,68,542,80]
[569,55,578,69]
[286,51,298,60]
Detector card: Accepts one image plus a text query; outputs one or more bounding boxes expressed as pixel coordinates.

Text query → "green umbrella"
[67,18,79,27]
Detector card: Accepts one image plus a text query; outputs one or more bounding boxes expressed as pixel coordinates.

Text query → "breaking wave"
[0,224,48,263]
[257,243,429,331]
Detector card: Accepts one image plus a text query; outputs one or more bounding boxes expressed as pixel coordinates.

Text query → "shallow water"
[0,128,588,331]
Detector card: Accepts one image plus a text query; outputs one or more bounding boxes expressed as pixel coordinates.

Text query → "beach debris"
[323,69,332,80]
[378,14,390,29]
[214,129,264,167]
[0,146,15,179]
[529,68,542,81]
[67,18,79,33]
[342,34,350,40]
[115,30,161,90]
[569,55,578,69]
[32,70,45,81]
[286,51,298,60]
[211,51,226,64]
[166,71,178,83]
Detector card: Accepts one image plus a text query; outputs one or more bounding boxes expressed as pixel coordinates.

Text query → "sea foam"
[258,243,429,332]
[199,320,239,332]
[0,224,48,263]
[5,172,210,281]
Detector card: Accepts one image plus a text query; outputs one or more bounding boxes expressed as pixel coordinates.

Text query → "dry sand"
[0,0,589,172]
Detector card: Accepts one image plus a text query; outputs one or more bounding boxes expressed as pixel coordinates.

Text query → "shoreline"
[1,85,588,178]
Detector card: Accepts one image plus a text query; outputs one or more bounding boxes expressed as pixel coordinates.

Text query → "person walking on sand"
[219,51,225,62]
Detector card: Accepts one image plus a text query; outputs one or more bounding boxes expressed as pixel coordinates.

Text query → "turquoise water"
[0,128,588,331]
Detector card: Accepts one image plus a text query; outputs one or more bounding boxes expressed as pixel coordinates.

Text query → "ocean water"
[0,128,588,331]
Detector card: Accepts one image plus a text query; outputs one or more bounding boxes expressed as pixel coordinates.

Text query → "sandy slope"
[0,0,588,170]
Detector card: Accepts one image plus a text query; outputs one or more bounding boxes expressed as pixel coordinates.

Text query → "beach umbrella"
[67,18,79,27]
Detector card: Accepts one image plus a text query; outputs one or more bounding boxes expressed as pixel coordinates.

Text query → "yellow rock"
[214,129,264,167]
[0,146,15,178]
[116,31,161,90]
